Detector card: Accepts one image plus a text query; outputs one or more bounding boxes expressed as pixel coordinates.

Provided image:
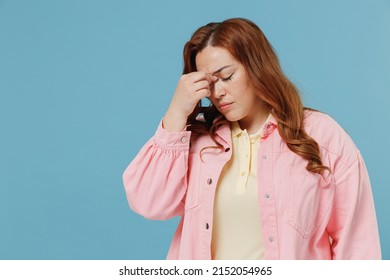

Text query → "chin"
[223,113,241,122]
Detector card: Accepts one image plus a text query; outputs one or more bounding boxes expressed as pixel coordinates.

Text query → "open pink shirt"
[123,110,381,259]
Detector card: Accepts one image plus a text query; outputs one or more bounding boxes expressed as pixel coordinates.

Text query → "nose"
[212,79,226,99]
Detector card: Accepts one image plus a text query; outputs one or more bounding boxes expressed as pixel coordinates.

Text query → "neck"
[238,104,270,134]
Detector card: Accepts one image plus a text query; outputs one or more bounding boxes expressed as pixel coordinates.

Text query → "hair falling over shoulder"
[182,18,330,175]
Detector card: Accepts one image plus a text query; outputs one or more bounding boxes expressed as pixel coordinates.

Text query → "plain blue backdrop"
[0,0,389,259]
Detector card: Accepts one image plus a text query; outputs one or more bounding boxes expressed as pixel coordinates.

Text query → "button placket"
[257,130,280,258]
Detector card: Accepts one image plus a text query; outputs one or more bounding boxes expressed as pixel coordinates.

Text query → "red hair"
[183,18,329,174]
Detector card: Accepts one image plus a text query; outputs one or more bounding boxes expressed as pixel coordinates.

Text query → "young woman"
[123,18,381,259]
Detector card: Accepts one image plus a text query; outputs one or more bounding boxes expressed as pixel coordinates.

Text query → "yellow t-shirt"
[211,119,269,259]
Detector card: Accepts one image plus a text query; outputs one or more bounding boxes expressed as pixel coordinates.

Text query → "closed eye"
[222,73,234,82]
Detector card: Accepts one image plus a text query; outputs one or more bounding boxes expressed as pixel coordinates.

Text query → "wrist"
[163,111,188,132]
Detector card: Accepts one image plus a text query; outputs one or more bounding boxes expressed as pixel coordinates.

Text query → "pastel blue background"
[0,0,389,259]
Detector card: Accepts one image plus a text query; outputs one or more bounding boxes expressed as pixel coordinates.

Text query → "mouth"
[218,102,233,111]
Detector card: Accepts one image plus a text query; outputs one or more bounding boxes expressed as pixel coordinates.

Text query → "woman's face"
[195,46,268,132]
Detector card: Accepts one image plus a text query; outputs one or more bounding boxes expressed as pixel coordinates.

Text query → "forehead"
[195,46,237,73]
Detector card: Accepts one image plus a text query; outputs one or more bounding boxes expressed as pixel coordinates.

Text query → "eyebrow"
[212,65,233,75]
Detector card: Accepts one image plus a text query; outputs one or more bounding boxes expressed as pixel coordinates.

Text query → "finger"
[191,71,212,83]
[194,88,211,100]
[206,73,218,84]
[199,72,217,85]
[193,80,210,92]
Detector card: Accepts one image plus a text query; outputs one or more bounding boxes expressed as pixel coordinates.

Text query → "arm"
[327,153,381,259]
[122,120,191,220]
[123,71,215,220]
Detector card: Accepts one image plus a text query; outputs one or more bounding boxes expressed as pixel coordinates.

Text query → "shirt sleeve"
[327,153,382,259]
[122,120,191,220]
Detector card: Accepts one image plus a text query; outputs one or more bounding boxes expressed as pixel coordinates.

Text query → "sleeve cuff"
[154,119,192,148]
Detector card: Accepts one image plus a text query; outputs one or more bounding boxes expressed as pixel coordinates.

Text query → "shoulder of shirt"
[303,110,360,160]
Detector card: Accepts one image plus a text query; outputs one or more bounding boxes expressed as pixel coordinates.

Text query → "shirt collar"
[231,121,244,138]
[231,113,274,138]
[214,113,278,148]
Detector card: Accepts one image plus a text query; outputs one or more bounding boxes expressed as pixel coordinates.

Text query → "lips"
[218,102,233,111]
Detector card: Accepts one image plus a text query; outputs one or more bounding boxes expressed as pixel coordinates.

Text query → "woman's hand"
[163,71,217,132]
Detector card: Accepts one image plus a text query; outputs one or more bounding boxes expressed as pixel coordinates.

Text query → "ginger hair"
[183,18,329,174]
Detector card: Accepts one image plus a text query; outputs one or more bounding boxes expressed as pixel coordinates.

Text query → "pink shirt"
[123,110,381,259]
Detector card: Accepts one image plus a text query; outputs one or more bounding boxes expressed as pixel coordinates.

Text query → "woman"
[123,18,381,259]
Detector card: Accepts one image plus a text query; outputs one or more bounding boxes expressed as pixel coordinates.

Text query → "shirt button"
[224,147,230,152]
[265,194,270,199]
[181,136,187,143]
[268,236,274,242]
[207,178,212,185]
[206,223,209,230]
[262,155,268,160]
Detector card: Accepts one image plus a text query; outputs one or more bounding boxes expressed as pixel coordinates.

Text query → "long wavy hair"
[183,18,329,174]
